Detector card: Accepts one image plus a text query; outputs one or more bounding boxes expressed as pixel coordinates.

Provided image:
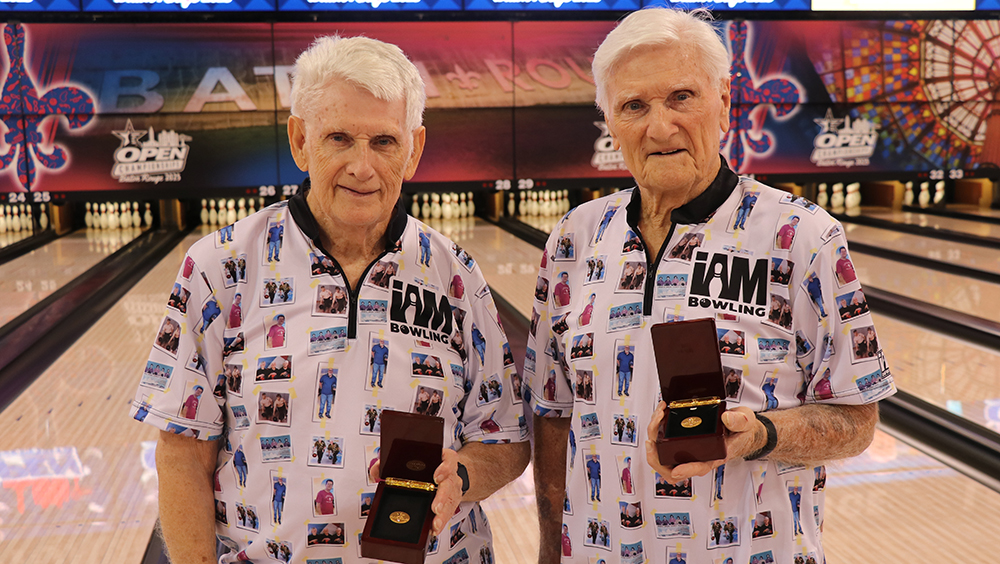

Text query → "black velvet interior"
[370,487,434,544]
[666,404,719,438]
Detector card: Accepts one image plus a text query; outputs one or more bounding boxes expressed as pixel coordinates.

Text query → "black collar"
[626,155,739,228]
[288,178,407,253]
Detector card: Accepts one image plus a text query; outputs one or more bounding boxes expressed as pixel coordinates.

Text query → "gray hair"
[592,8,730,115]
[290,35,426,133]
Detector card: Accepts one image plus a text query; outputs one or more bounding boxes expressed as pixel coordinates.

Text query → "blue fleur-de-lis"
[0,23,94,190]
[723,21,801,173]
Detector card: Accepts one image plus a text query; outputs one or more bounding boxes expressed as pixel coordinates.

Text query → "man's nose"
[346,143,376,181]
[646,103,681,140]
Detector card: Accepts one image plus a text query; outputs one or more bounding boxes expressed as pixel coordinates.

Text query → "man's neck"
[636,155,720,257]
[306,190,388,266]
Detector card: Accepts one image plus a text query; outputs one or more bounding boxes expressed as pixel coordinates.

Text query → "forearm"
[762,403,879,465]
[533,414,570,564]
[156,431,221,564]
[455,441,529,502]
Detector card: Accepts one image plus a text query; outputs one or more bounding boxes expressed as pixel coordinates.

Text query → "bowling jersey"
[130,185,526,564]
[524,160,895,564]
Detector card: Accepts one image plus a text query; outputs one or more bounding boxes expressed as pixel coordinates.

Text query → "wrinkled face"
[289,81,425,233]
[605,43,730,199]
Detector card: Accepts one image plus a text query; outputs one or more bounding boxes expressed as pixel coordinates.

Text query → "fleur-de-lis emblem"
[0,24,94,189]
[723,21,800,173]
[445,64,482,91]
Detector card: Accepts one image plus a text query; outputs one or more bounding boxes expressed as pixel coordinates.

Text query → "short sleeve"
[793,221,895,406]
[129,250,227,440]
[454,267,528,445]
[523,231,574,418]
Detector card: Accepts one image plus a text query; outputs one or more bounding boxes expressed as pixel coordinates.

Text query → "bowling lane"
[0,228,207,564]
[460,217,1000,562]
[842,223,1000,275]
[849,251,1000,320]
[945,205,1000,220]
[0,229,144,327]
[860,208,1000,240]
[0,228,35,250]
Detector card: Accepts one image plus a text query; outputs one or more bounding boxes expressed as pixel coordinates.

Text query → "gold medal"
[406,460,426,472]
[681,416,703,429]
[390,511,411,524]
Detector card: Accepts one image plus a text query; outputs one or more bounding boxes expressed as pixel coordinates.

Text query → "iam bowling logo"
[0,24,95,190]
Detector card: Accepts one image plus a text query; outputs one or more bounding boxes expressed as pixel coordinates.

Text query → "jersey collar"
[625,155,739,228]
[288,178,407,253]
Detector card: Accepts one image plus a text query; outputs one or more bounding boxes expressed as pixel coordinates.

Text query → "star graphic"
[112,119,146,148]
[813,108,845,134]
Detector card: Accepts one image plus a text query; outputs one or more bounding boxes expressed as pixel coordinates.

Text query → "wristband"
[456,462,470,495]
[745,413,777,461]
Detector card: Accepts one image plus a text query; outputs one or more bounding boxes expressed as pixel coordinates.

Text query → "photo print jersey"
[130,186,526,564]
[524,160,895,564]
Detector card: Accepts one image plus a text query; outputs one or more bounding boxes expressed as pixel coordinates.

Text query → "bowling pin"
[442,193,453,219]
[458,193,468,218]
[466,192,475,217]
[903,182,914,206]
[144,202,154,228]
[110,202,121,229]
[830,183,845,209]
[933,181,945,204]
[85,202,94,228]
[39,205,48,231]
[237,198,247,221]
[0,206,6,233]
[507,193,516,217]
[247,198,256,216]
[98,203,108,229]
[411,193,421,218]
[18,204,27,230]
[121,202,132,229]
[529,191,539,216]
[132,201,141,228]
[816,183,828,208]
[517,192,527,216]
[430,193,441,219]
[419,193,429,218]
[24,205,33,231]
[227,199,237,225]
[209,200,218,225]
[845,183,861,210]
[200,199,209,224]
[917,182,931,207]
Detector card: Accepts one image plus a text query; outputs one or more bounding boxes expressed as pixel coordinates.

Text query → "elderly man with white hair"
[525,8,894,563]
[131,35,529,564]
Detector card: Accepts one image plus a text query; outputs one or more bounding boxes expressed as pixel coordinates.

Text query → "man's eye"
[375,137,394,147]
[625,101,643,111]
[330,133,347,143]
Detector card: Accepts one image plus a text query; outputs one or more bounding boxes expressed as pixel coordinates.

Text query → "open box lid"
[650,318,726,402]
[379,410,444,485]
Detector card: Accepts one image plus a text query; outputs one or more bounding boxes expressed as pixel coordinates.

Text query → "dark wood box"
[361,410,444,564]
[650,319,728,467]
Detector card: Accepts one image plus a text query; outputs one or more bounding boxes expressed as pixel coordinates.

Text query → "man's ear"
[404,126,427,181]
[287,115,309,172]
[719,78,732,134]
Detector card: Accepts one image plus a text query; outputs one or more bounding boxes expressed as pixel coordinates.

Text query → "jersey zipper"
[638,223,676,316]
[324,251,393,340]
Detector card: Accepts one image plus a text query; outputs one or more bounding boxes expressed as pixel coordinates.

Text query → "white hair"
[290,35,426,133]
[592,8,730,115]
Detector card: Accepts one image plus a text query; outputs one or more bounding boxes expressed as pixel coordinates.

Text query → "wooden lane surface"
[458,217,1000,564]
[0,228,143,327]
[0,230,206,564]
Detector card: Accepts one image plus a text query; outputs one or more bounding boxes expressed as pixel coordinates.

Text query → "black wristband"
[456,462,470,495]
[745,413,777,461]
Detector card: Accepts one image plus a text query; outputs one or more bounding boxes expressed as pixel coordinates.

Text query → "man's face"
[325,481,333,491]
[840,248,848,259]
[605,43,730,199]
[288,81,425,232]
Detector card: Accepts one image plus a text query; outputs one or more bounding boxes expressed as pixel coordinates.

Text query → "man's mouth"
[650,149,684,156]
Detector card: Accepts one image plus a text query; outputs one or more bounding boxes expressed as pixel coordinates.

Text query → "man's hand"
[430,448,464,536]
[644,402,763,484]
[366,448,464,536]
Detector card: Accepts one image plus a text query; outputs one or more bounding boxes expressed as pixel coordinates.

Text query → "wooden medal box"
[650,318,728,467]
[361,410,443,564]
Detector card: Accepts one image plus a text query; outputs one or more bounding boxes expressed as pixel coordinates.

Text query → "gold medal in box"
[361,410,444,564]
[651,319,729,467]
